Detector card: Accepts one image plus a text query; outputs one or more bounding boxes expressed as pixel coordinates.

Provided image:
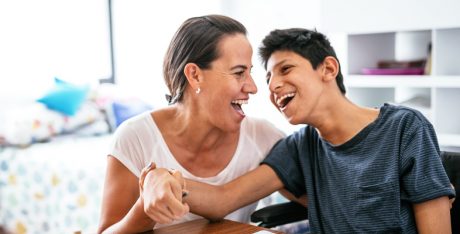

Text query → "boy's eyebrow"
[266,59,290,82]
[266,59,288,74]
[265,72,271,80]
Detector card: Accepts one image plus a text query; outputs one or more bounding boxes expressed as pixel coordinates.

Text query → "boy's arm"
[413,196,452,233]
[279,189,308,207]
[187,164,285,219]
[142,164,284,221]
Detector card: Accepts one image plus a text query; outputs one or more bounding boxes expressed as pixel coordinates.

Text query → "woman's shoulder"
[113,111,155,137]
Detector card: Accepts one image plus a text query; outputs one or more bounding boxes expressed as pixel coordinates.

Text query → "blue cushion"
[37,78,89,116]
[112,100,152,127]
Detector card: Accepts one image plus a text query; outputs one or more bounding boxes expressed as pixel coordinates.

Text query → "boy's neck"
[315,98,379,145]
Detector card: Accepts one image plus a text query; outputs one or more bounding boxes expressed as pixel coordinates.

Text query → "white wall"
[321,0,460,34]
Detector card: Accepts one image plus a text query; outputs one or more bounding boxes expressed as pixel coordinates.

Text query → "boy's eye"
[265,72,271,85]
[281,66,292,73]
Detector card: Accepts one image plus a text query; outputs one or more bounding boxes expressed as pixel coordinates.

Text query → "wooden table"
[151,219,284,234]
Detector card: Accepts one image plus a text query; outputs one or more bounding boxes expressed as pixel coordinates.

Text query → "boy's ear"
[184,63,201,89]
[321,56,339,82]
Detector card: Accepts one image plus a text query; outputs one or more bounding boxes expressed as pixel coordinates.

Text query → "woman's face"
[200,33,257,132]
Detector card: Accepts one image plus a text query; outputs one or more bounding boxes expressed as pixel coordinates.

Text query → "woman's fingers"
[139,162,156,194]
[141,167,189,223]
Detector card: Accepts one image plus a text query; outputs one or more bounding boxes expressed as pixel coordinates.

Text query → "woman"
[97,14,285,233]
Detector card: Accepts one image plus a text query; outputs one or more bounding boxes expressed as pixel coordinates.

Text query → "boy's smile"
[266,50,324,125]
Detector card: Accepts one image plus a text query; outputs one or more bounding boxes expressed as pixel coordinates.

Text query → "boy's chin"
[284,115,299,125]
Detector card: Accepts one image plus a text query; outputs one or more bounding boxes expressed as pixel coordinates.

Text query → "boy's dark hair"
[259,28,346,94]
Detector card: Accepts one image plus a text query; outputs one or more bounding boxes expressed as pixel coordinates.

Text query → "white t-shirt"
[109,112,285,227]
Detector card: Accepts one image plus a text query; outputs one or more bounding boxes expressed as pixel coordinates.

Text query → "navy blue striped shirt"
[263,103,455,233]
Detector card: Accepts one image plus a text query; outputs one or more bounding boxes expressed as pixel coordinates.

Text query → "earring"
[196,87,201,94]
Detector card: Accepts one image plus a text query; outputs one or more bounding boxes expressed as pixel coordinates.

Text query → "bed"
[0,134,111,234]
[0,80,153,234]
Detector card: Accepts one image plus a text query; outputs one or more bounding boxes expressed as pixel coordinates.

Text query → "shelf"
[345,27,460,147]
[345,75,460,88]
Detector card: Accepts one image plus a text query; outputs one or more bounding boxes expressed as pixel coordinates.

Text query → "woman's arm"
[413,196,452,234]
[97,156,155,233]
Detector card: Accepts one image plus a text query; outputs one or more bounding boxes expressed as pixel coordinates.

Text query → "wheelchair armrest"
[250,201,308,228]
[441,151,460,234]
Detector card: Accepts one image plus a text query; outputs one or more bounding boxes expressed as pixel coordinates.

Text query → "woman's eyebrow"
[229,64,250,71]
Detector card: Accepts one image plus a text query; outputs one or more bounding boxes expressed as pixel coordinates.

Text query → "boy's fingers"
[167,170,189,217]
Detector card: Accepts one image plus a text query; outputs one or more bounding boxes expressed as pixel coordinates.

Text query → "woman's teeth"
[231,99,248,105]
[231,99,248,116]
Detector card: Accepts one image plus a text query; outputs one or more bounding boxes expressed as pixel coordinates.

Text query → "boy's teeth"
[276,93,295,106]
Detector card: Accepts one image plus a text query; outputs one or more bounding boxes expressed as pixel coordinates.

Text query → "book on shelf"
[361,59,427,75]
[361,67,425,75]
[361,42,432,76]
[377,59,426,69]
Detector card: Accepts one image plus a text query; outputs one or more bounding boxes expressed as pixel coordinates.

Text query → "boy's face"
[265,50,325,125]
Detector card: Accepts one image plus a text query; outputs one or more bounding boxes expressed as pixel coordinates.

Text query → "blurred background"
[1,0,459,233]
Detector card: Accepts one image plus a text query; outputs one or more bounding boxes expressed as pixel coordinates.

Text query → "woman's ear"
[321,56,339,82]
[184,63,201,89]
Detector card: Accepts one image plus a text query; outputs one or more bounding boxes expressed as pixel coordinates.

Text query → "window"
[0,0,111,102]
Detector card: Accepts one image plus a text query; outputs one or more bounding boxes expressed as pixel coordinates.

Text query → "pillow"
[62,102,106,133]
[110,99,152,128]
[1,103,65,146]
[37,77,89,116]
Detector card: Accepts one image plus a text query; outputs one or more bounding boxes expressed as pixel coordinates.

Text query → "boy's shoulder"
[380,103,431,126]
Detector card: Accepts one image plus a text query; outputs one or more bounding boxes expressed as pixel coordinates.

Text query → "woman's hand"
[139,164,190,224]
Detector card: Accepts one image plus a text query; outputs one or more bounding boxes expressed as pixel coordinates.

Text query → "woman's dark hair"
[259,28,346,94]
[163,14,247,104]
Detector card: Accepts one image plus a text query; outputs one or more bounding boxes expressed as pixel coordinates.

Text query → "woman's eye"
[234,71,245,79]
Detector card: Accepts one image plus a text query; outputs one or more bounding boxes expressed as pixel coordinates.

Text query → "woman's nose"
[243,73,258,94]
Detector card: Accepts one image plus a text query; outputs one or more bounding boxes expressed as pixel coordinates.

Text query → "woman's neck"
[153,105,235,154]
[152,105,239,177]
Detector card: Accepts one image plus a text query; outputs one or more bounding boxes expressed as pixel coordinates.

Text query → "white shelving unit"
[344,27,460,148]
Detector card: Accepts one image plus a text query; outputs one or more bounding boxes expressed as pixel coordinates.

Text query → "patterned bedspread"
[0,134,112,234]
